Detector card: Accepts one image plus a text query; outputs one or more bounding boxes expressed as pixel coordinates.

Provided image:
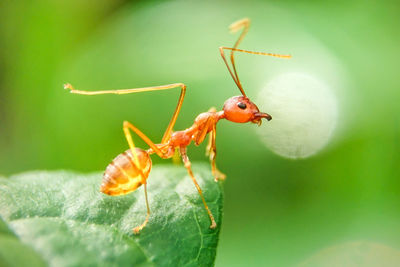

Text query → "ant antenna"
[229,18,250,95]
[219,18,250,96]
[220,18,291,97]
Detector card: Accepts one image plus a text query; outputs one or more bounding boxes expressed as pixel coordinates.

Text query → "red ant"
[64,18,291,234]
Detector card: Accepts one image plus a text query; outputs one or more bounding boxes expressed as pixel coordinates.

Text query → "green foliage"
[0,164,223,267]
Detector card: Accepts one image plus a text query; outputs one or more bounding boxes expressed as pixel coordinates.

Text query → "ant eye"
[237,102,247,109]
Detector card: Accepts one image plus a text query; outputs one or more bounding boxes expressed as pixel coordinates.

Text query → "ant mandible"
[64,18,291,234]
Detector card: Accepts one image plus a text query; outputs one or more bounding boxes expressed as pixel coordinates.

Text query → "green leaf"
[0,164,223,267]
[0,217,47,267]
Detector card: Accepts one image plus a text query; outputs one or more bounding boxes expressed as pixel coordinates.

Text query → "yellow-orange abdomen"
[100,148,152,196]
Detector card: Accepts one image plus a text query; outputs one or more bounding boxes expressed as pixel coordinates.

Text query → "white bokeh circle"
[256,72,338,159]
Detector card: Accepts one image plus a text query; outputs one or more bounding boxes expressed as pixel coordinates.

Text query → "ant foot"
[210,221,217,229]
[213,170,226,182]
[63,83,75,92]
[133,217,149,234]
[133,226,142,235]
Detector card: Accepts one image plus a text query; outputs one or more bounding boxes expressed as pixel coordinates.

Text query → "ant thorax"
[169,110,223,148]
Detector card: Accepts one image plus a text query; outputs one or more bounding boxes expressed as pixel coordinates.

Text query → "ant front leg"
[205,107,217,156]
[180,147,217,229]
[206,123,226,182]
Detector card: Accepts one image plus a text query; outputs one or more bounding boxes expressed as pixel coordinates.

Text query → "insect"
[64,18,291,234]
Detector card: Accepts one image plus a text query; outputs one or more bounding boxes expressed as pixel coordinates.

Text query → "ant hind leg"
[122,122,151,234]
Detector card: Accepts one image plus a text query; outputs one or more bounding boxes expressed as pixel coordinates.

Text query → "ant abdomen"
[100,148,152,196]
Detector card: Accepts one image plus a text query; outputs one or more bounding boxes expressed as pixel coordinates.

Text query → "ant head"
[222,95,272,125]
[218,18,290,125]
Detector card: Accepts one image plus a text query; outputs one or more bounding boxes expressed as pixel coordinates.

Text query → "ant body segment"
[64,18,291,234]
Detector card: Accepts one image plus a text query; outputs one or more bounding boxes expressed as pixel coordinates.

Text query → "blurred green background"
[1,0,399,266]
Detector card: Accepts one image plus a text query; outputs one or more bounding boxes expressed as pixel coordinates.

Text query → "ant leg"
[64,83,187,145]
[132,183,151,234]
[64,82,185,97]
[207,124,226,182]
[122,122,151,234]
[123,121,167,159]
[160,84,186,144]
[204,107,226,182]
[122,120,171,234]
[180,147,217,229]
[205,107,217,155]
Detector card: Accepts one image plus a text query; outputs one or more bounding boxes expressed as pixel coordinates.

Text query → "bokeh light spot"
[256,72,338,159]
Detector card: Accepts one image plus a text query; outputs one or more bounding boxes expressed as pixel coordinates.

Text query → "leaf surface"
[0,164,223,267]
